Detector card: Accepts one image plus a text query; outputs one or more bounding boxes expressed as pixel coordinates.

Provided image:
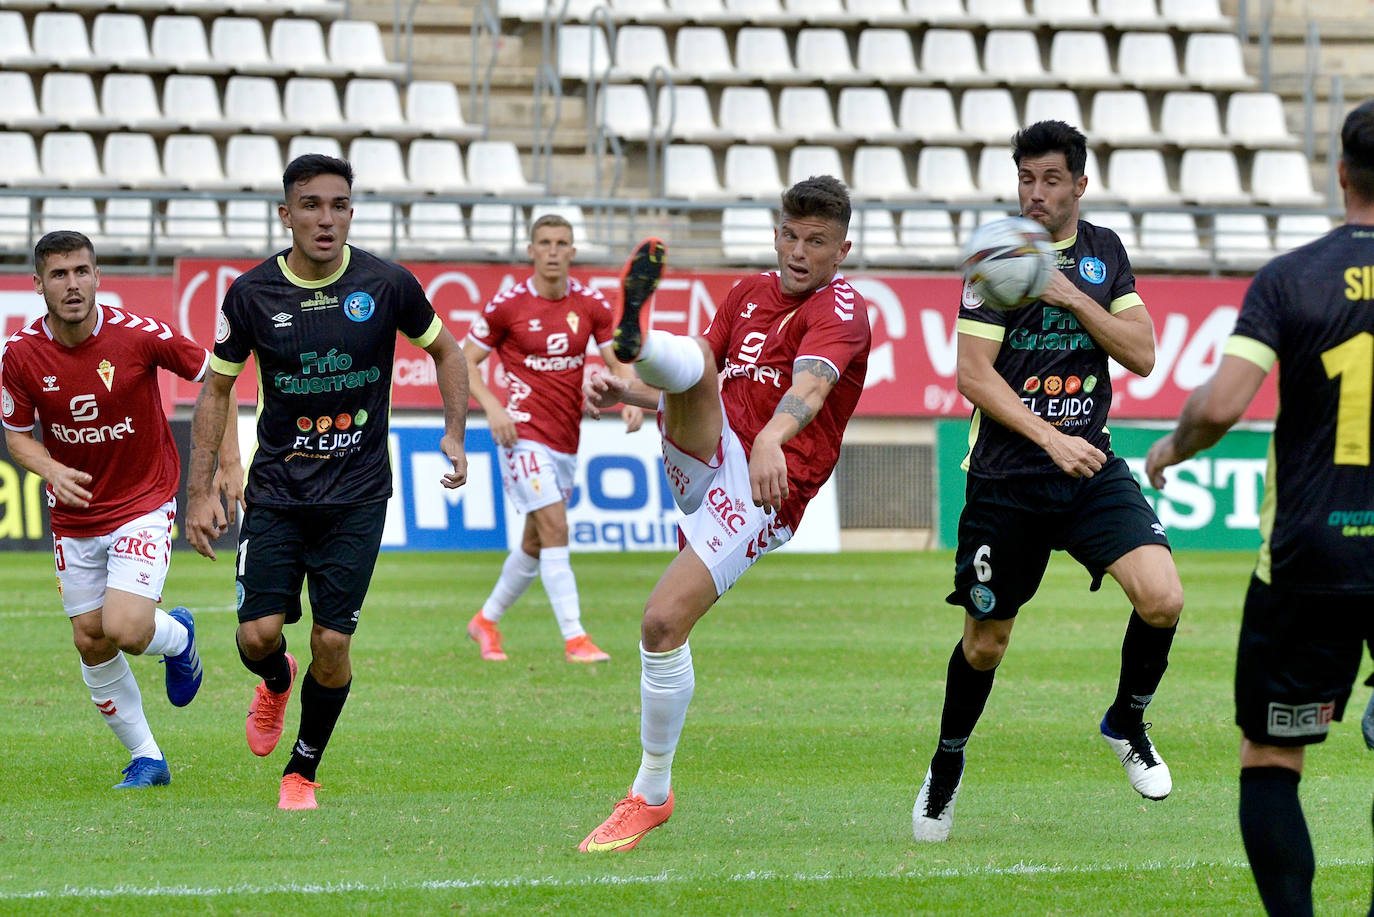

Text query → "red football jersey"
[703,271,871,531]
[466,276,615,455]
[1,305,209,537]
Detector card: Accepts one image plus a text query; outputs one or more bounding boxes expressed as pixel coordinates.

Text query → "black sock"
[1240,766,1314,917]
[285,672,351,782]
[238,634,291,694]
[932,641,996,779]
[1109,609,1176,732]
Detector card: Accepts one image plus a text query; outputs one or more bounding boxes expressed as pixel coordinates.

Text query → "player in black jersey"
[1146,100,1374,917]
[184,154,469,810]
[914,121,1184,842]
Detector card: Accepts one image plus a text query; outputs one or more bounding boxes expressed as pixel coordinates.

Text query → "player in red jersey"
[577,176,871,851]
[463,213,642,663]
[1,231,240,788]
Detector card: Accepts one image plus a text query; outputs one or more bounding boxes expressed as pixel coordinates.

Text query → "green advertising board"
[935,419,1273,552]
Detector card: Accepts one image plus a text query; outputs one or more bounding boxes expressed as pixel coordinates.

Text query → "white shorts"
[54,499,176,617]
[499,440,576,514]
[663,416,793,597]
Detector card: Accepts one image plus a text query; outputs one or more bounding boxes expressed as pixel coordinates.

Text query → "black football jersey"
[957,220,1143,478]
[1229,223,1374,592]
[211,245,442,507]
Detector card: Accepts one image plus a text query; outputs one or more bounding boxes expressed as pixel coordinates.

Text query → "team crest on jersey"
[97,359,115,392]
[566,312,579,333]
[1079,256,1107,284]
[343,291,375,322]
[215,309,231,343]
[1,386,12,418]
[961,279,984,308]
[970,584,996,614]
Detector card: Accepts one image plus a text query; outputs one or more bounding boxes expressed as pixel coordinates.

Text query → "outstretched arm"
[1145,354,1268,489]
[427,327,469,490]
[747,357,838,513]
[584,368,663,411]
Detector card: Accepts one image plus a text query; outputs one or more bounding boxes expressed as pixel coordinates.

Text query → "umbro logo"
[272,312,293,328]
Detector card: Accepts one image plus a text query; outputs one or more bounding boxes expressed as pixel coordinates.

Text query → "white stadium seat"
[1047,31,1119,88]
[855,29,921,85]
[1225,92,1298,148]
[210,18,279,76]
[720,206,776,264]
[42,196,101,237]
[225,134,285,191]
[958,88,1019,145]
[1159,91,1227,147]
[1183,33,1256,89]
[1274,213,1335,251]
[41,132,105,188]
[163,133,232,190]
[270,18,347,78]
[1089,90,1160,147]
[672,27,741,83]
[1138,211,1209,269]
[163,75,235,134]
[1211,213,1273,269]
[469,202,527,257]
[719,86,792,144]
[1106,148,1178,205]
[1251,150,1324,206]
[837,87,907,144]
[795,28,864,84]
[656,85,731,144]
[897,87,963,145]
[778,87,849,145]
[613,25,674,81]
[600,84,654,141]
[0,72,56,132]
[787,144,845,187]
[1117,32,1187,89]
[405,80,480,140]
[224,76,290,136]
[466,140,543,195]
[982,30,1049,86]
[287,134,345,162]
[723,144,784,199]
[915,146,981,201]
[161,198,225,251]
[734,27,805,83]
[0,11,52,71]
[101,74,178,134]
[32,12,109,71]
[407,138,476,195]
[558,25,612,82]
[852,145,918,201]
[1178,149,1249,205]
[664,143,727,199]
[899,208,960,265]
[974,146,1016,201]
[328,19,404,79]
[1023,88,1082,130]
[283,78,352,136]
[41,73,119,133]
[347,137,410,193]
[345,78,420,139]
[102,133,175,190]
[1083,210,1139,249]
[919,29,990,86]
[150,16,224,75]
[1097,0,1167,30]
[92,13,163,72]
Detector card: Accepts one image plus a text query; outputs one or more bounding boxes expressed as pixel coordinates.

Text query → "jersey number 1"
[1321,331,1372,466]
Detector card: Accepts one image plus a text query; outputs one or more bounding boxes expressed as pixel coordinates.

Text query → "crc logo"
[112,530,160,560]
[736,331,767,365]
[706,486,746,533]
[69,394,99,422]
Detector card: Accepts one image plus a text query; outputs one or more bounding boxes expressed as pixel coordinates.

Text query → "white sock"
[539,546,584,640]
[82,653,161,761]
[481,549,539,624]
[632,640,694,806]
[634,330,706,393]
[142,608,188,657]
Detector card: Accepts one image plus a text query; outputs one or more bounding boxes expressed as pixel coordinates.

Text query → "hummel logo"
[96,699,117,716]
[272,312,293,328]
[42,375,59,392]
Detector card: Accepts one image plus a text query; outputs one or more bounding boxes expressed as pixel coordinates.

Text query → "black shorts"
[235,502,387,636]
[1234,576,1374,747]
[947,456,1170,620]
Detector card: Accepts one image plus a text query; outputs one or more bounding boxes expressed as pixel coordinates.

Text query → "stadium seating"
[720,205,775,263]
[722,144,784,199]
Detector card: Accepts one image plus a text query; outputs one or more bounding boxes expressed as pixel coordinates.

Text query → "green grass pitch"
[0,548,1369,915]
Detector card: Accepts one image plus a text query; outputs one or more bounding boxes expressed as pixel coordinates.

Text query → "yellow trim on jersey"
[406,314,443,349]
[1223,334,1278,373]
[276,245,353,289]
[1254,430,1278,584]
[957,317,1006,342]
[1108,292,1144,315]
[962,409,982,471]
[1052,232,1077,250]
[210,354,246,377]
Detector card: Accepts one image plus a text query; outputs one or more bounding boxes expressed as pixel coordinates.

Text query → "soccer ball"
[959,216,1055,311]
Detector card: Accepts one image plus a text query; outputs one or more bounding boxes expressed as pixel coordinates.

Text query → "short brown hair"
[781,175,851,234]
[34,230,95,272]
[1342,99,1374,201]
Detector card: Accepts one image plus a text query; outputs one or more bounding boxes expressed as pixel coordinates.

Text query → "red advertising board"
[3,264,1276,420]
